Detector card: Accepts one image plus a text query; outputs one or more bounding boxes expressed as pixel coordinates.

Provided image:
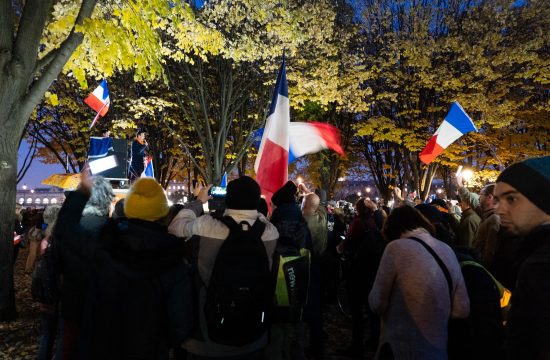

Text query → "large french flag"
[254,60,289,201]
[288,122,345,162]
[84,80,110,128]
[419,101,477,164]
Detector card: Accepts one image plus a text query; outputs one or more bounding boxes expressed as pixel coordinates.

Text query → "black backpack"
[204,216,273,346]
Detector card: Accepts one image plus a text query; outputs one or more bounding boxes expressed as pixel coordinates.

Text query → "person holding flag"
[129,129,150,182]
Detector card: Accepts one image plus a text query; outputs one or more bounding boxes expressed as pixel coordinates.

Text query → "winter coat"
[473,210,500,266]
[168,201,279,358]
[457,208,481,248]
[505,223,550,360]
[270,202,312,251]
[304,206,328,261]
[344,215,385,291]
[369,228,470,360]
[77,217,193,360]
[55,192,109,322]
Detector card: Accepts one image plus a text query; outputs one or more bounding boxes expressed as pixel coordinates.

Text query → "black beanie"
[225,176,261,210]
[497,156,550,214]
[271,181,298,207]
[415,204,443,224]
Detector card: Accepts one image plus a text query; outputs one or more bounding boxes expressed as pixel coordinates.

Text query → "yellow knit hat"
[124,178,169,221]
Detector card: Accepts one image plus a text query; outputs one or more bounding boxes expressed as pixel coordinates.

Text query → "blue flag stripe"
[445,102,477,134]
[267,59,288,117]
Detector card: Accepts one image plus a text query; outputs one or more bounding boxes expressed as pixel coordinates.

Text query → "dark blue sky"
[18,142,65,189]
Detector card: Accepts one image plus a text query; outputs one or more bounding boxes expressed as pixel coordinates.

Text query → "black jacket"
[505,224,550,360]
[55,192,109,322]
[78,218,194,360]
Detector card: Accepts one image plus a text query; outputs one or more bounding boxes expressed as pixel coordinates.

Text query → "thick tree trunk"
[0,0,98,321]
[0,131,19,321]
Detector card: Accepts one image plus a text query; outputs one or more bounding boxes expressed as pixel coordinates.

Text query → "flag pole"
[89,100,110,129]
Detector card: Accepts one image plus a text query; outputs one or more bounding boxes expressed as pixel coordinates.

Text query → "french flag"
[84,80,110,129]
[419,102,477,164]
[288,122,345,162]
[254,59,289,202]
[142,156,155,178]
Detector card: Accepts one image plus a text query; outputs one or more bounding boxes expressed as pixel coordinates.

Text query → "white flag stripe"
[434,120,464,149]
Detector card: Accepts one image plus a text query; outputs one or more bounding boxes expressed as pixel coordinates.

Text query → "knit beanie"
[225,176,261,210]
[124,178,169,221]
[415,204,443,224]
[271,181,298,207]
[497,156,550,214]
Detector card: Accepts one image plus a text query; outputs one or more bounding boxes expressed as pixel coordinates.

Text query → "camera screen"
[210,186,227,197]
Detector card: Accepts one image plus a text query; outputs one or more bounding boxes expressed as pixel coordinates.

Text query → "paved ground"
[1,247,372,359]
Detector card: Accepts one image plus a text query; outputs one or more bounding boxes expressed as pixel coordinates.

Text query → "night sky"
[17,141,65,189]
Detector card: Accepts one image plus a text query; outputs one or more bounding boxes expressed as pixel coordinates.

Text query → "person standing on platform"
[129,129,149,182]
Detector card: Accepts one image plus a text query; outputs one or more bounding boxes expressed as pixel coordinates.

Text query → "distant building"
[16,186,65,208]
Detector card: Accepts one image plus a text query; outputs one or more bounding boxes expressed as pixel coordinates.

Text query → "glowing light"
[366,187,371,193]
[462,169,474,182]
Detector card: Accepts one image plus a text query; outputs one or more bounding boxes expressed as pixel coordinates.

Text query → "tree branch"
[19,0,98,136]
[12,0,54,74]
[33,48,59,76]
[16,137,37,184]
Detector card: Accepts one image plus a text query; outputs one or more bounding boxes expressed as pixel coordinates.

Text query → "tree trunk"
[0,0,98,320]
[0,132,19,321]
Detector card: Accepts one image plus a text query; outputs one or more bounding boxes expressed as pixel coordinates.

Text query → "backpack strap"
[409,236,453,310]
[220,215,266,238]
[460,260,511,308]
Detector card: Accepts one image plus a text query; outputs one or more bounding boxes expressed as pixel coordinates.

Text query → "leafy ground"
[1,248,371,359]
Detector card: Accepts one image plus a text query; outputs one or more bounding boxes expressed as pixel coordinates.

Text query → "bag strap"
[220,215,266,238]
[408,236,453,310]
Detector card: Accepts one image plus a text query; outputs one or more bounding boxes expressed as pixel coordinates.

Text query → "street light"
[357,191,362,197]
[366,187,371,193]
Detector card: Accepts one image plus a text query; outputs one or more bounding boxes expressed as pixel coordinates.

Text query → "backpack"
[448,258,507,359]
[204,216,273,346]
[273,245,311,323]
[460,260,511,322]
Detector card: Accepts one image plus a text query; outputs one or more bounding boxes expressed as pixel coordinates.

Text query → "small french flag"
[84,80,110,129]
[419,102,477,164]
[142,156,154,178]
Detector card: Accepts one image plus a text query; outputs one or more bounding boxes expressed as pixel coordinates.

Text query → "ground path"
[1,247,372,359]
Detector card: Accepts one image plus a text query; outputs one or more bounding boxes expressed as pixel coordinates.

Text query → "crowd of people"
[11,155,550,360]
